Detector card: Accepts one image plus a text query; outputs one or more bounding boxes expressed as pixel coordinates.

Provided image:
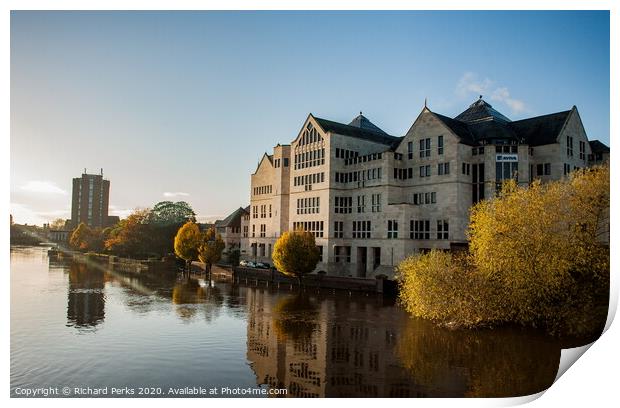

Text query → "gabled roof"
[455,98,512,124]
[589,140,610,154]
[253,152,273,174]
[508,110,572,146]
[214,207,247,229]
[314,115,400,147]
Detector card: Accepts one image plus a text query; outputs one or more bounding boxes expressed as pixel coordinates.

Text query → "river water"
[11,245,565,398]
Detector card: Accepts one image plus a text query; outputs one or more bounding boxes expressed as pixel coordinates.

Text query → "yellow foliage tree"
[198,227,225,284]
[272,229,320,285]
[174,221,201,272]
[398,164,609,337]
[69,222,101,252]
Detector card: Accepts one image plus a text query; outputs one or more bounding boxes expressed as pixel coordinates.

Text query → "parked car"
[255,262,270,269]
[239,260,248,267]
[245,261,257,268]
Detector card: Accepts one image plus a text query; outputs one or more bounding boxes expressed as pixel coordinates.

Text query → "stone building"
[241,98,608,278]
[214,206,249,254]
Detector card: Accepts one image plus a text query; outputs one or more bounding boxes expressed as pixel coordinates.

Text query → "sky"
[10,10,610,225]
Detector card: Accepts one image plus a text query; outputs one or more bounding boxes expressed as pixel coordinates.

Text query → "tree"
[398,164,609,337]
[174,221,201,273]
[150,201,196,257]
[151,201,196,225]
[198,227,225,284]
[272,229,320,285]
[69,223,97,251]
[49,218,67,230]
[104,209,153,258]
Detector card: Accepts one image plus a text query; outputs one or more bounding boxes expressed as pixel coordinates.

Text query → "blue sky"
[10,11,610,225]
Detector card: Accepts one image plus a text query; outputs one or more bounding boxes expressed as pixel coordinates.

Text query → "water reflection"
[245,288,562,397]
[172,278,224,323]
[11,247,566,398]
[66,263,106,330]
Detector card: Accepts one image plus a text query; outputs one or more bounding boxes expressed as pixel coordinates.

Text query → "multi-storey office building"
[241,98,608,278]
[70,170,113,229]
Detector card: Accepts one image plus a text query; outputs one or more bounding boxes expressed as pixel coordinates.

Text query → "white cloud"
[20,180,67,195]
[10,202,68,225]
[455,72,493,98]
[455,72,527,115]
[163,192,190,198]
[490,87,526,114]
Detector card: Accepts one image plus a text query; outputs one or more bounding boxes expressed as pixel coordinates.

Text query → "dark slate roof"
[589,140,610,154]
[425,99,573,147]
[508,110,571,146]
[455,98,512,123]
[314,116,400,147]
[432,112,476,145]
[348,113,388,134]
[214,207,247,228]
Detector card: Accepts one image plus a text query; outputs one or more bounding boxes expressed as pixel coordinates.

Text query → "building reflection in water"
[66,262,106,330]
[245,287,562,398]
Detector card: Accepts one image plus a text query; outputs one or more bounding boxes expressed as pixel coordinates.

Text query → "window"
[252,224,255,238]
[283,158,289,167]
[437,220,449,240]
[335,196,352,214]
[472,163,485,204]
[317,246,323,262]
[410,220,430,240]
[260,224,266,238]
[419,165,431,177]
[567,136,574,157]
[334,246,351,263]
[564,163,571,175]
[334,221,344,238]
[371,193,381,212]
[437,135,444,155]
[407,142,413,159]
[357,195,365,213]
[579,141,586,161]
[296,197,320,214]
[438,162,450,175]
[352,221,371,239]
[419,138,431,158]
[292,221,324,237]
[537,163,551,176]
[544,163,551,175]
[462,163,470,175]
[373,247,381,269]
[387,220,398,239]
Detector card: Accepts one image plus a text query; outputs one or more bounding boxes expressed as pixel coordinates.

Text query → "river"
[11,245,565,397]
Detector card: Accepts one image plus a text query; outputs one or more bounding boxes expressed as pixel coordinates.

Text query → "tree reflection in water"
[171,277,224,323]
[395,317,561,397]
[273,294,320,343]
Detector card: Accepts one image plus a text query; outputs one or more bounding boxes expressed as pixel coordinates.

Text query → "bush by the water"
[397,164,609,337]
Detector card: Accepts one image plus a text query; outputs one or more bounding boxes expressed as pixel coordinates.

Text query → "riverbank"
[231,266,398,295]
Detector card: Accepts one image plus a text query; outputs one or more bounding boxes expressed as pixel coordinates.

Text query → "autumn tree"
[468,164,609,335]
[174,221,201,273]
[104,209,153,258]
[49,218,67,230]
[272,229,320,286]
[69,223,98,252]
[198,227,225,284]
[398,164,609,337]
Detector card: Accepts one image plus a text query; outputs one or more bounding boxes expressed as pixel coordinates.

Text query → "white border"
[2,2,616,408]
